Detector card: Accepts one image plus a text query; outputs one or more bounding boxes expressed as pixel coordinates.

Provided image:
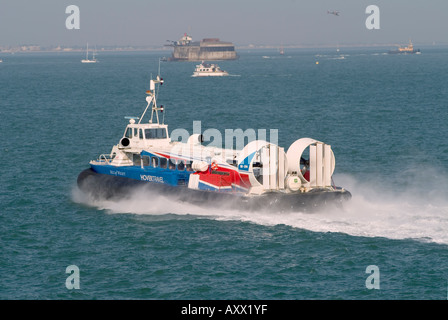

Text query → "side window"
[142,156,150,167]
[160,158,167,169]
[168,159,176,170]
[145,129,155,139]
[186,161,193,171]
[151,157,159,168]
[139,129,144,139]
[133,154,141,166]
[125,127,132,138]
[157,128,167,139]
[177,160,185,171]
[134,128,138,138]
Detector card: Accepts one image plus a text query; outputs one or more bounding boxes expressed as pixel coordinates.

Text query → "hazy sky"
[1,0,447,47]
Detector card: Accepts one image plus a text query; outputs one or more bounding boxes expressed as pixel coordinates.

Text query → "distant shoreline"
[1,42,447,54]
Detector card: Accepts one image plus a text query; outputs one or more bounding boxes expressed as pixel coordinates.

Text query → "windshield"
[145,128,167,139]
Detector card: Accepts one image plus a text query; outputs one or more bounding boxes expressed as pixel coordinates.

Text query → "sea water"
[1,47,448,300]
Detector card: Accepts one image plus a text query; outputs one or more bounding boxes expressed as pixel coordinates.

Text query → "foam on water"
[72,167,448,245]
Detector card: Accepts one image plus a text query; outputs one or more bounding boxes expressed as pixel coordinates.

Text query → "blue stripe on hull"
[90,164,192,187]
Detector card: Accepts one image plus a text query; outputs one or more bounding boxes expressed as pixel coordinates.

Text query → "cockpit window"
[125,127,133,138]
[145,128,167,139]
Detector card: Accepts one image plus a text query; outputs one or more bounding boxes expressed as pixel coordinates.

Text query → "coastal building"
[166,33,238,61]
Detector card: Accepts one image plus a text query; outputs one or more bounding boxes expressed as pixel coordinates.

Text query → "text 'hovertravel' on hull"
[77,73,351,212]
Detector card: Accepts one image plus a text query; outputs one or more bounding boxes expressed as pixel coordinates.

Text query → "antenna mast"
[138,62,164,124]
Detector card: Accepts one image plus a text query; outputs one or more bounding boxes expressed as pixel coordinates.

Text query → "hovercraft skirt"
[77,169,351,212]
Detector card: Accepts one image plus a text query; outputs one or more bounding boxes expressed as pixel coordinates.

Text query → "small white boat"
[192,61,228,77]
[81,43,98,63]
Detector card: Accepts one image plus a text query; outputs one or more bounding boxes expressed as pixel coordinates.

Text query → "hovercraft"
[77,74,351,212]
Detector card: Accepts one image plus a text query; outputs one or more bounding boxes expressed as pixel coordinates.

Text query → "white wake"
[72,170,448,245]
